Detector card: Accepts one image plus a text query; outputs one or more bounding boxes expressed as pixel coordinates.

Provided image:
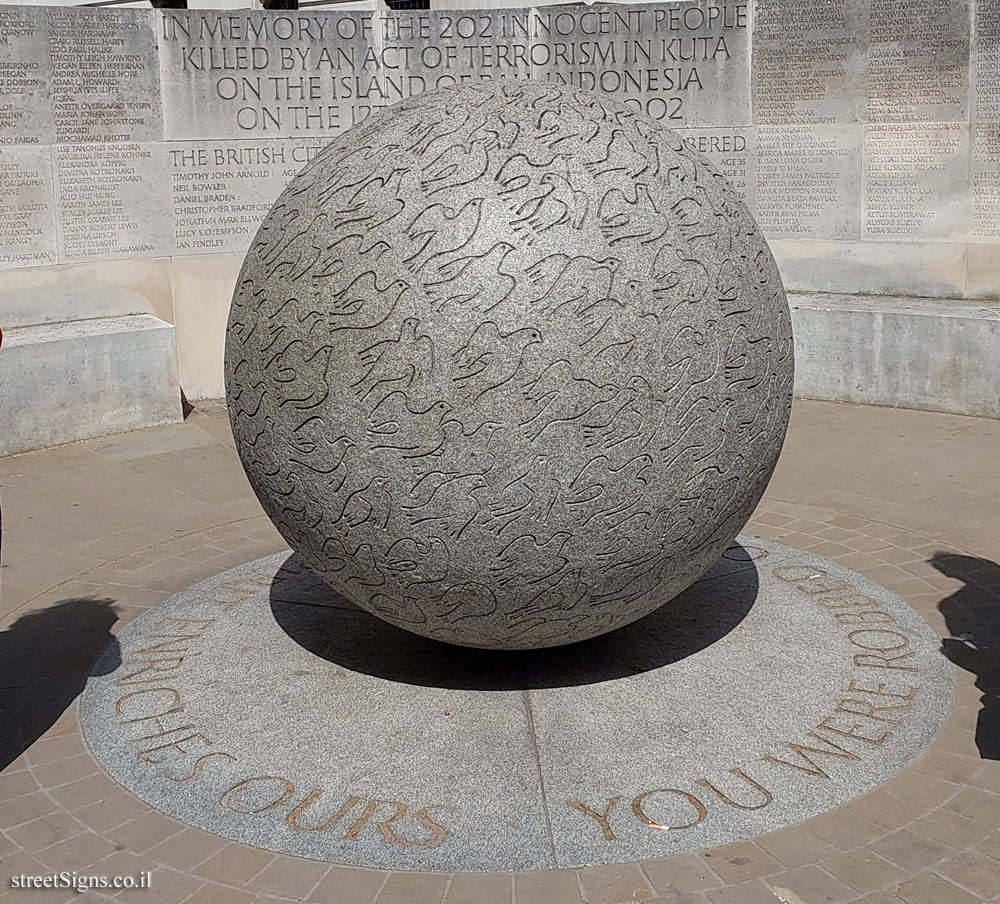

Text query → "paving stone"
[0,755,29,777]
[947,789,1000,828]
[193,844,275,886]
[870,829,955,871]
[849,791,934,830]
[307,866,386,904]
[117,869,203,904]
[577,863,655,902]
[74,793,151,833]
[246,855,329,899]
[48,773,121,811]
[514,870,584,904]
[144,826,228,871]
[701,844,782,884]
[704,879,782,904]
[912,809,993,849]
[35,831,116,871]
[765,866,856,903]
[805,810,885,850]
[0,791,57,829]
[756,828,837,869]
[0,832,16,859]
[108,810,184,854]
[183,884,256,904]
[91,847,150,882]
[978,833,1000,862]
[885,773,960,810]
[32,752,100,788]
[896,874,983,904]
[642,854,724,894]
[822,851,909,892]
[27,734,86,766]
[444,873,511,904]
[939,850,1000,899]
[968,765,1000,796]
[851,893,908,904]
[7,812,84,852]
[373,872,448,904]
[0,770,39,799]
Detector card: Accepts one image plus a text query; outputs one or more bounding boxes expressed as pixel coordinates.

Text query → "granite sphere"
[225,82,794,650]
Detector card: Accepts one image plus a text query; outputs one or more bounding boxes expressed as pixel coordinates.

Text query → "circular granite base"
[79,537,952,872]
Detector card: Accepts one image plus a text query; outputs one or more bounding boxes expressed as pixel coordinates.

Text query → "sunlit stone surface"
[225,82,794,649]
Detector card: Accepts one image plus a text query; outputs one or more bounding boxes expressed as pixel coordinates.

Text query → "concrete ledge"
[790,293,1000,419]
[0,315,182,457]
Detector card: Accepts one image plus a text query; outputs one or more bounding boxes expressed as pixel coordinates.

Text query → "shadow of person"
[933,552,1000,760]
[269,542,761,691]
[0,598,121,770]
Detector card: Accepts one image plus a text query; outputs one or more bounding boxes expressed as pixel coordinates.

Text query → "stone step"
[0,314,183,457]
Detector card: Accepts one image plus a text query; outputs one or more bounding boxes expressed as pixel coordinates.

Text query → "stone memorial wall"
[2,0,999,400]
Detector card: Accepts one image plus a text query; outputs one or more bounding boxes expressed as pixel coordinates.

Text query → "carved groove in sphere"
[225,82,794,650]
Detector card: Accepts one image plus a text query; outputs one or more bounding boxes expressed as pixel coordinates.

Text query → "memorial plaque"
[170,138,327,254]
[0,6,53,146]
[868,0,970,122]
[46,7,163,144]
[677,126,756,208]
[864,122,970,239]
[972,122,1000,236]
[753,0,868,125]
[158,10,371,140]
[379,8,532,121]
[973,0,1000,120]
[756,124,862,239]
[55,142,170,262]
[530,1,751,128]
[158,3,751,139]
[0,2,988,277]
[0,146,56,269]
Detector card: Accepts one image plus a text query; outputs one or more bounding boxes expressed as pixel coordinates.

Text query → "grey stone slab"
[0,6,54,146]
[530,1,751,128]
[536,540,953,867]
[756,124,863,240]
[867,0,970,123]
[790,292,1000,418]
[80,553,554,872]
[79,538,952,870]
[863,122,971,240]
[972,122,1000,238]
[55,141,172,262]
[973,0,1000,120]
[753,0,869,125]
[0,146,57,270]
[676,126,757,209]
[170,139,327,255]
[45,7,163,144]
[0,315,182,457]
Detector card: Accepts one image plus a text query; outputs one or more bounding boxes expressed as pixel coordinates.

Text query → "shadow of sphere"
[269,543,761,691]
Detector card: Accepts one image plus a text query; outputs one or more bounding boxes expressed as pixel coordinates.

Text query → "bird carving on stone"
[403,197,485,272]
[451,323,543,404]
[423,242,518,314]
[352,317,436,405]
[326,273,411,334]
[366,392,455,458]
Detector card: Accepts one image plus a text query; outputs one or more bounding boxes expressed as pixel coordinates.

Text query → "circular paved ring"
[79,537,951,871]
